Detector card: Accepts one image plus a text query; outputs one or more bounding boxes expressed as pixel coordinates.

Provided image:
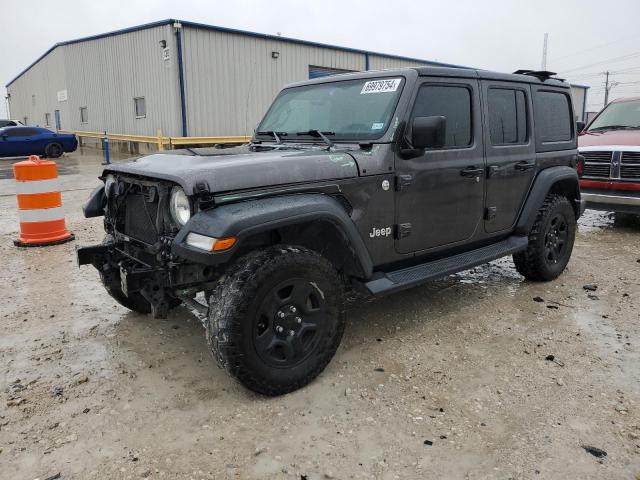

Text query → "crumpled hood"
[104,145,359,195]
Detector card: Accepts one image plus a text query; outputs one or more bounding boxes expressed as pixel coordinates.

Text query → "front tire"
[44,142,63,158]
[207,245,345,396]
[513,194,576,281]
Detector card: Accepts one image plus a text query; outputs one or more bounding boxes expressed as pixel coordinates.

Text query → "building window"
[488,88,528,145]
[80,107,89,124]
[411,84,472,148]
[44,113,51,127]
[134,97,146,118]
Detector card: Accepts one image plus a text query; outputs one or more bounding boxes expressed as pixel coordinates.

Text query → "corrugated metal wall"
[368,55,431,71]
[181,26,367,136]
[8,24,183,136]
[63,24,181,136]
[7,21,447,138]
[7,48,68,129]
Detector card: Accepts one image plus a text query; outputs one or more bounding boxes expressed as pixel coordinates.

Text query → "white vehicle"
[0,119,24,128]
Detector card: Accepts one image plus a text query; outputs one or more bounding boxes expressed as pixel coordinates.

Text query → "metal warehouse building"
[6,19,589,138]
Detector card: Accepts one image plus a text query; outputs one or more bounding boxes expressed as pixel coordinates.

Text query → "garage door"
[308,65,356,79]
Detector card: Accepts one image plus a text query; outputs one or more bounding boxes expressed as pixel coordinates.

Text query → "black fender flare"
[172,193,374,278]
[515,166,581,235]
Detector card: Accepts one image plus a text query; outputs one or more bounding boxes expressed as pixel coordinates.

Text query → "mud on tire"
[207,245,345,396]
[513,194,576,281]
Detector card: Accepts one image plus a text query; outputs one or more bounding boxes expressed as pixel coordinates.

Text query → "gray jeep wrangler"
[78,67,584,395]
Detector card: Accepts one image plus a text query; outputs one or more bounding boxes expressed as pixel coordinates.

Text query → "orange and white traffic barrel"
[13,155,74,247]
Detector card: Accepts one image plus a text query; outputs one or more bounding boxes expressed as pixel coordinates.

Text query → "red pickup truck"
[578,96,640,214]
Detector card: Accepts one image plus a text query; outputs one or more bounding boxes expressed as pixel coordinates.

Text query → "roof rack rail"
[513,70,565,82]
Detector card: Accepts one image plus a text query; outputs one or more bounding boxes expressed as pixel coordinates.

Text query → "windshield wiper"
[296,129,335,150]
[256,130,287,144]
[589,125,639,132]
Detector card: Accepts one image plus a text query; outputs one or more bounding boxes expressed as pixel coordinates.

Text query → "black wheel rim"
[253,278,328,368]
[49,144,62,157]
[544,213,569,265]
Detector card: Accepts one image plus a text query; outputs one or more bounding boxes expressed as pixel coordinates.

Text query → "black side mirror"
[576,121,586,133]
[412,116,446,149]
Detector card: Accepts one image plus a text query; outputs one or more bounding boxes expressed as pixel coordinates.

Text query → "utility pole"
[603,71,610,106]
[541,33,549,70]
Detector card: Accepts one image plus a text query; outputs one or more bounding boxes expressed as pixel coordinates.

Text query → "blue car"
[0,126,78,158]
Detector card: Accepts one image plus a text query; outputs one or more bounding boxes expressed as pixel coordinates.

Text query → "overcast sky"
[2,0,640,117]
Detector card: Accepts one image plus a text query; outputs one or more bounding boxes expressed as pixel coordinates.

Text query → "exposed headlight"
[169,186,191,226]
[104,174,116,198]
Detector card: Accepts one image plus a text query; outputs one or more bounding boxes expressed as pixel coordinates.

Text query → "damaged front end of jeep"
[76,174,226,319]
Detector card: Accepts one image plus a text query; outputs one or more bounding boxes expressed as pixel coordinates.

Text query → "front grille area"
[582,151,612,179]
[582,151,613,163]
[621,151,640,180]
[583,163,611,178]
[124,193,160,244]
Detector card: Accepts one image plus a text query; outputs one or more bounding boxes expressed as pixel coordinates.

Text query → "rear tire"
[207,245,345,396]
[44,142,63,158]
[513,194,576,281]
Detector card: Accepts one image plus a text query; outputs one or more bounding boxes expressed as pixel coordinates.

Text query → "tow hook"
[140,283,170,319]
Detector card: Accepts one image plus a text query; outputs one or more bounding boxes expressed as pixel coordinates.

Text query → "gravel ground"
[1,151,639,480]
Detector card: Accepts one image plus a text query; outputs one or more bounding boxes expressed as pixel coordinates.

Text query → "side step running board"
[364,236,529,296]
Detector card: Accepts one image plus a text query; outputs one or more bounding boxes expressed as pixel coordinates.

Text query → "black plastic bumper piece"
[82,186,106,218]
[364,235,529,296]
[76,243,109,268]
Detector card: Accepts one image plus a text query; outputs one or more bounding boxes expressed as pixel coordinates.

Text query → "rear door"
[482,82,536,233]
[395,77,485,254]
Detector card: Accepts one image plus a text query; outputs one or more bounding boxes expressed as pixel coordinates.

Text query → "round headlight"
[169,186,191,226]
[104,174,116,198]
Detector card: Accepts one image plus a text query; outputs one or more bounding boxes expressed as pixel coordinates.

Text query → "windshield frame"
[587,98,640,132]
[254,74,408,143]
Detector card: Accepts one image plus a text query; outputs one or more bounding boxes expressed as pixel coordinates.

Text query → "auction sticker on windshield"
[361,79,402,94]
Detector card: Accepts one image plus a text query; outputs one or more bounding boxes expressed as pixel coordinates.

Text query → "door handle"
[460,166,484,178]
[515,161,535,172]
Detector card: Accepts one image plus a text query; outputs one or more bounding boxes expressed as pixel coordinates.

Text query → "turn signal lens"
[212,237,237,251]
[185,233,237,252]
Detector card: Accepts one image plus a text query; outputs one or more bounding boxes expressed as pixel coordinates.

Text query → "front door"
[395,78,485,254]
[481,81,536,233]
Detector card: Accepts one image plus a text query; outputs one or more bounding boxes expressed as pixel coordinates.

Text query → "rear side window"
[488,88,528,144]
[412,85,472,148]
[535,91,572,142]
[5,128,37,137]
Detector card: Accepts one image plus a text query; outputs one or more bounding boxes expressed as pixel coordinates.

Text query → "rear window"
[4,128,38,137]
[535,91,572,142]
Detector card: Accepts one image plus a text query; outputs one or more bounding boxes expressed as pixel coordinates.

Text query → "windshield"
[588,99,640,131]
[256,77,405,141]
